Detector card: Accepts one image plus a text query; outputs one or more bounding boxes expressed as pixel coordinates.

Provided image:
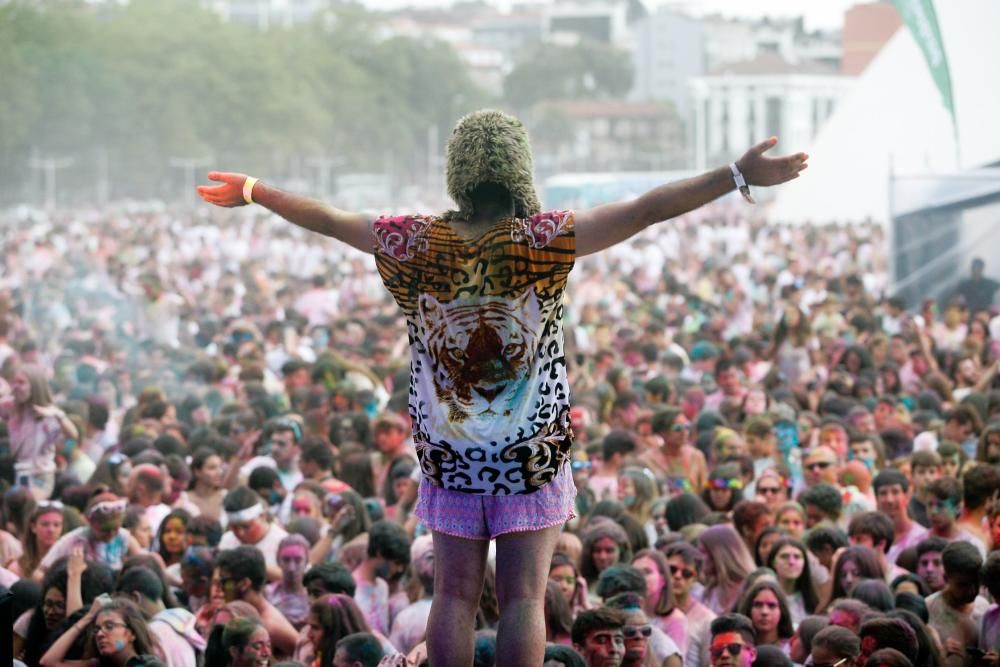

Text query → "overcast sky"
[358,0,867,31]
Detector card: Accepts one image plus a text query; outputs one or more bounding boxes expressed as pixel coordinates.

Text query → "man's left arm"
[575,137,808,258]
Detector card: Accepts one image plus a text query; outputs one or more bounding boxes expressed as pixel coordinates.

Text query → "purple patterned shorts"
[413,462,577,540]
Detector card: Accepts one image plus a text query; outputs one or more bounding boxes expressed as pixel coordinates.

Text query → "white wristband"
[243,176,259,205]
[729,163,755,204]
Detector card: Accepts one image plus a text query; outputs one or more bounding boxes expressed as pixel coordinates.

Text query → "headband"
[226,503,264,524]
[87,499,127,518]
[272,418,303,443]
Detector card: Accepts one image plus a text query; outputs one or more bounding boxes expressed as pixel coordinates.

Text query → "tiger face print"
[418,288,542,423]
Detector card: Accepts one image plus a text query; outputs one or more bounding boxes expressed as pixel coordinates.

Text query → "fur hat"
[444,109,541,221]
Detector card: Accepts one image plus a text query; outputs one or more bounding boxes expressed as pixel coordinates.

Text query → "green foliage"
[503,41,634,111]
[0,0,493,202]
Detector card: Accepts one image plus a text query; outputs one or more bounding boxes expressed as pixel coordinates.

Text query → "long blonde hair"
[699,524,756,603]
[11,364,53,413]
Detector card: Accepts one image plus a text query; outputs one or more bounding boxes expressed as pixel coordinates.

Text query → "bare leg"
[494,524,563,665]
[426,530,489,667]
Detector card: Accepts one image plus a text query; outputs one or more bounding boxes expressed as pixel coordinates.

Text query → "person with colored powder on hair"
[266,534,311,628]
[36,492,143,579]
[198,108,807,667]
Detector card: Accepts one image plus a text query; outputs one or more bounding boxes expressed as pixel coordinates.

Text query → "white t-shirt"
[886,521,929,565]
[146,503,172,535]
[218,522,288,569]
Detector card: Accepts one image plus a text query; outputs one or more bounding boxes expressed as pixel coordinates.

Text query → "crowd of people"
[0,198,999,667]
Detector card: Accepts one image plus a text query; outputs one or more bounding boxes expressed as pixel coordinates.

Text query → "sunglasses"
[806,461,834,471]
[711,643,747,659]
[707,478,743,491]
[623,624,652,639]
[571,460,593,471]
[669,564,696,579]
[757,486,782,495]
[671,423,691,432]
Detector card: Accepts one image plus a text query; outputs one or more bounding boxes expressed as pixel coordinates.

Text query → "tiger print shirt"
[372,210,575,495]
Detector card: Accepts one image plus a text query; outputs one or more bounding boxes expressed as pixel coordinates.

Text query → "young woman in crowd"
[696,523,756,614]
[543,580,574,646]
[774,501,807,539]
[737,580,795,654]
[123,505,153,551]
[549,552,591,615]
[631,548,688,653]
[754,526,786,567]
[617,467,659,546]
[824,545,885,611]
[156,509,192,573]
[182,447,227,522]
[215,617,273,667]
[88,453,133,499]
[10,501,66,578]
[39,597,160,667]
[0,364,78,501]
[766,536,819,624]
[305,593,375,667]
[16,559,71,663]
[580,520,633,599]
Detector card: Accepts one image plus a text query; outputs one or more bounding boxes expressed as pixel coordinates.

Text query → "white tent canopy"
[768,0,1000,225]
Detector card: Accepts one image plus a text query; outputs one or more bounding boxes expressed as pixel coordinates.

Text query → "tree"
[0,1,494,204]
[503,41,634,112]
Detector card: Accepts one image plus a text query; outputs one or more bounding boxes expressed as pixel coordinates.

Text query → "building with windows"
[530,100,685,174]
[202,0,337,29]
[689,53,854,170]
[628,9,702,164]
[544,0,646,46]
[700,14,841,72]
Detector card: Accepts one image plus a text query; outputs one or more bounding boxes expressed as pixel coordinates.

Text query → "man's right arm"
[196,172,374,254]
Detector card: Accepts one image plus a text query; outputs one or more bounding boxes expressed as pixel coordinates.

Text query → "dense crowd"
[1,201,999,667]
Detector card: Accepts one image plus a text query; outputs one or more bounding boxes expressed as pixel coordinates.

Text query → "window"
[704,99,711,154]
[766,97,783,140]
[720,99,730,151]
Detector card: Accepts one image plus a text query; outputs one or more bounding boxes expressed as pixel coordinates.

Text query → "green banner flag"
[893,0,955,119]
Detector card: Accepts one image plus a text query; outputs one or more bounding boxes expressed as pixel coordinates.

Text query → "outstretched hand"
[196,171,252,207]
[736,137,808,187]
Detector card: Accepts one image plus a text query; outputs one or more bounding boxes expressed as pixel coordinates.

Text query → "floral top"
[373,211,576,495]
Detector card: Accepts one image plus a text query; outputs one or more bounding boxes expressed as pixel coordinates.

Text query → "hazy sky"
[358,0,867,31]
